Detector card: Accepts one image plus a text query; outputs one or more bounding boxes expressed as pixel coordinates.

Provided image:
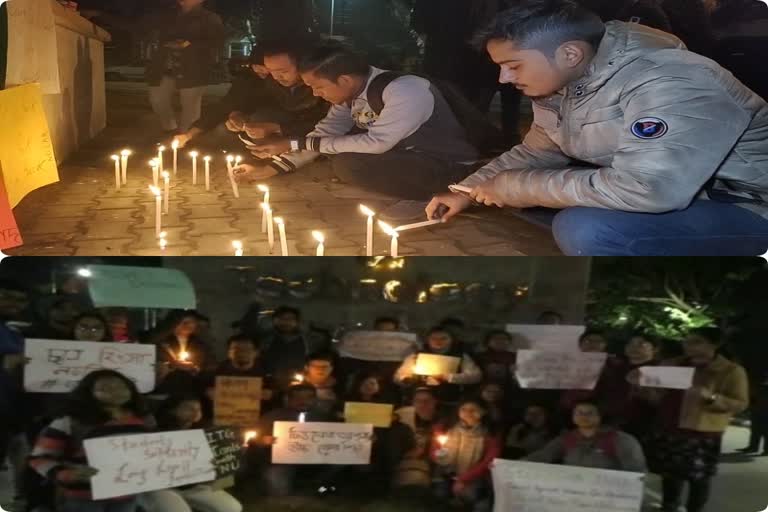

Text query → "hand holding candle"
[312,231,325,256]
[243,430,258,447]
[360,205,376,256]
[274,217,288,256]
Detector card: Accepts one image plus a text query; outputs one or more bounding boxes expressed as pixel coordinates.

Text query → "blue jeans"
[550,201,768,256]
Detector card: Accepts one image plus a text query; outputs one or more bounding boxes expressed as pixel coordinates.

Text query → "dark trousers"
[662,477,712,512]
[331,151,475,201]
[747,404,768,452]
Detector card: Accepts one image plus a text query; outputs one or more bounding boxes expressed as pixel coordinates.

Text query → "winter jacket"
[460,21,768,218]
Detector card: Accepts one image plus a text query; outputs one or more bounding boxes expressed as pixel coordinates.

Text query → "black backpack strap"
[367,71,408,116]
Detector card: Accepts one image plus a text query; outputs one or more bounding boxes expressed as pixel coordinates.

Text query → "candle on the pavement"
[159,231,167,251]
[157,145,165,174]
[262,203,274,253]
[228,158,240,198]
[394,219,444,232]
[190,151,199,185]
[149,158,159,187]
[378,221,399,257]
[171,140,179,175]
[162,171,170,214]
[120,149,131,185]
[359,204,376,256]
[232,240,244,257]
[243,430,258,446]
[111,155,120,190]
[149,185,162,236]
[226,154,234,172]
[274,217,288,256]
[312,231,325,257]
[204,156,211,191]
[258,184,270,233]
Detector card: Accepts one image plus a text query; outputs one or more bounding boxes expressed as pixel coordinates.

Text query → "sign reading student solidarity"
[338,331,419,361]
[272,422,373,465]
[23,339,156,393]
[505,324,586,351]
[84,430,216,500]
[213,376,262,427]
[515,350,607,389]
[491,459,645,512]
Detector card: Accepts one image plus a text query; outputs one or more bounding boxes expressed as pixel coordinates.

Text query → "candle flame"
[243,431,258,446]
[274,217,284,226]
[149,158,158,167]
[226,155,234,163]
[111,155,119,161]
[294,373,304,383]
[312,231,325,243]
[298,412,306,423]
[158,145,165,151]
[257,184,269,193]
[120,149,131,157]
[159,231,167,238]
[235,156,242,163]
[159,238,168,250]
[378,220,398,237]
[204,155,211,162]
[171,140,180,150]
[232,240,243,250]
[149,185,161,197]
[178,350,190,361]
[162,171,170,179]
[437,435,449,447]
[359,204,375,217]
[189,151,199,158]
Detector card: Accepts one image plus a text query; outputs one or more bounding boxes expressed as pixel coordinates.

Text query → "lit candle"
[232,240,244,257]
[262,204,274,253]
[378,221,399,257]
[171,140,179,175]
[190,151,198,185]
[395,219,444,232]
[258,184,270,233]
[149,185,162,235]
[235,155,242,168]
[204,156,211,191]
[437,434,449,448]
[298,412,306,423]
[162,171,170,214]
[293,373,304,384]
[243,430,258,446]
[312,231,325,257]
[149,158,159,187]
[178,350,190,362]
[274,217,288,256]
[359,204,375,256]
[111,155,121,189]
[157,145,165,175]
[226,154,234,173]
[159,231,168,251]
[120,149,131,185]
[227,156,240,198]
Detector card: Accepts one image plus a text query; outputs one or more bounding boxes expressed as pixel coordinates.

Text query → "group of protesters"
[0,277,763,512]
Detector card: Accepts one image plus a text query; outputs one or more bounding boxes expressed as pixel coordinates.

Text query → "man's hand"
[426,192,472,222]
[173,133,192,149]
[250,138,292,158]
[225,111,247,133]
[244,122,282,140]
[470,180,506,208]
[233,163,278,183]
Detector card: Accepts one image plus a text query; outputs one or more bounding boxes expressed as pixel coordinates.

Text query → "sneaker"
[379,200,430,224]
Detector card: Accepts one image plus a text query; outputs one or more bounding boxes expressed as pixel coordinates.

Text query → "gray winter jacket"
[460,21,768,218]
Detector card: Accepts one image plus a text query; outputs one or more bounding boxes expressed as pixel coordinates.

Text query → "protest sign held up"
[638,366,695,389]
[214,376,262,427]
[515,350,607,389]
[344,402,394,428]
[414,353,461,376]
[338,331,420,362]
[505,324,586,351]
[272,422,373,465]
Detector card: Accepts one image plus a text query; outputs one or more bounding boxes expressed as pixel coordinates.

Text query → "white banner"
[515,350,606,389]
[492,459,645,512]
[505,324,585,351]
[84,430,216,500]
[24,339,156,393]
[338,331,419,362]
[272,422,373,465]
[639,366,695,390]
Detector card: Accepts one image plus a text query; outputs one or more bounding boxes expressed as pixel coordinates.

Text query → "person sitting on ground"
[234,41,483,223]
[427,0,768,256]
[505,403,559,459]
[432,397,502,512]
[262,306,312,391]
[395,326,482,403]
[174,38,330,151]
[525,399,647,472]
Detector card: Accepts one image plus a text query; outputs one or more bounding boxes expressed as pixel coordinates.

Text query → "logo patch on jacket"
[631,118,668,139]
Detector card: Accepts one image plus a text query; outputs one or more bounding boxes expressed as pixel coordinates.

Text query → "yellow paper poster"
[414,353,461,376]
[344,402,394,428]
[0,84,59,207]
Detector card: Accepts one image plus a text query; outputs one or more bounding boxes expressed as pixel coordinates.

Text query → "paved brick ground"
[9,85,562,256]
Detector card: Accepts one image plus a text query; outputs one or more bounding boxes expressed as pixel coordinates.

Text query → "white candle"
[149,185,162,236]
[111,155,120,190]
[190,151,198,185]
[298,412,306,423]
[274,217,288,256]
[162,171,170,214]
[226,154,234,173]
[262,203,274,253]
[120,149,131,185]
[227,159,240,198]
[159,231,167,251]
[157,145,165,175]
[258,184,270,233]
[232,240,244,257]
[235,155,242,168]
[150,159,159,187]
[395,219,444,232]
[204,156,211,191]
[360,204,375,256]
[171,140,179,175]
[312,231,325,256]
[378,221,399,257]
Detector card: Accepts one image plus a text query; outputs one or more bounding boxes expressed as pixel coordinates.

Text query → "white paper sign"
[24,339,156,393]
[492,459,645,512]
[272,422,373,465]
[338,331,419,362]
[505,324,585,351]
[515,350,606,389]
[6,0,61,94]
[84,430,216,500]
[639,366,695,390]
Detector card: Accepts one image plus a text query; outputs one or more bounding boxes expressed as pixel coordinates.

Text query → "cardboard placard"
[214,376,262,427]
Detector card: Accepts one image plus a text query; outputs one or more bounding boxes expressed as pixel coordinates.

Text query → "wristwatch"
[289,138,302,152]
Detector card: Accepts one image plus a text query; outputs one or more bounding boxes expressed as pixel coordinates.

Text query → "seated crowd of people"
[0,278,753,512]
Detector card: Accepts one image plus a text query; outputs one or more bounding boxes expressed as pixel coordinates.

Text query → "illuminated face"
[488,38,570,98]
[74,316,108,342]
[458,402,485,427]
[174,400,203,427]
[264,54,301,87]
[92,376,132,407]
[306,359,333,381]
[359,377,380,397]
[301,70,355,105]
[250,64,270,79]
[427,331,453,352]
[228,341,258,368]
[572,403,601,430]
[413,391,437,419]
[481,384,503,403]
